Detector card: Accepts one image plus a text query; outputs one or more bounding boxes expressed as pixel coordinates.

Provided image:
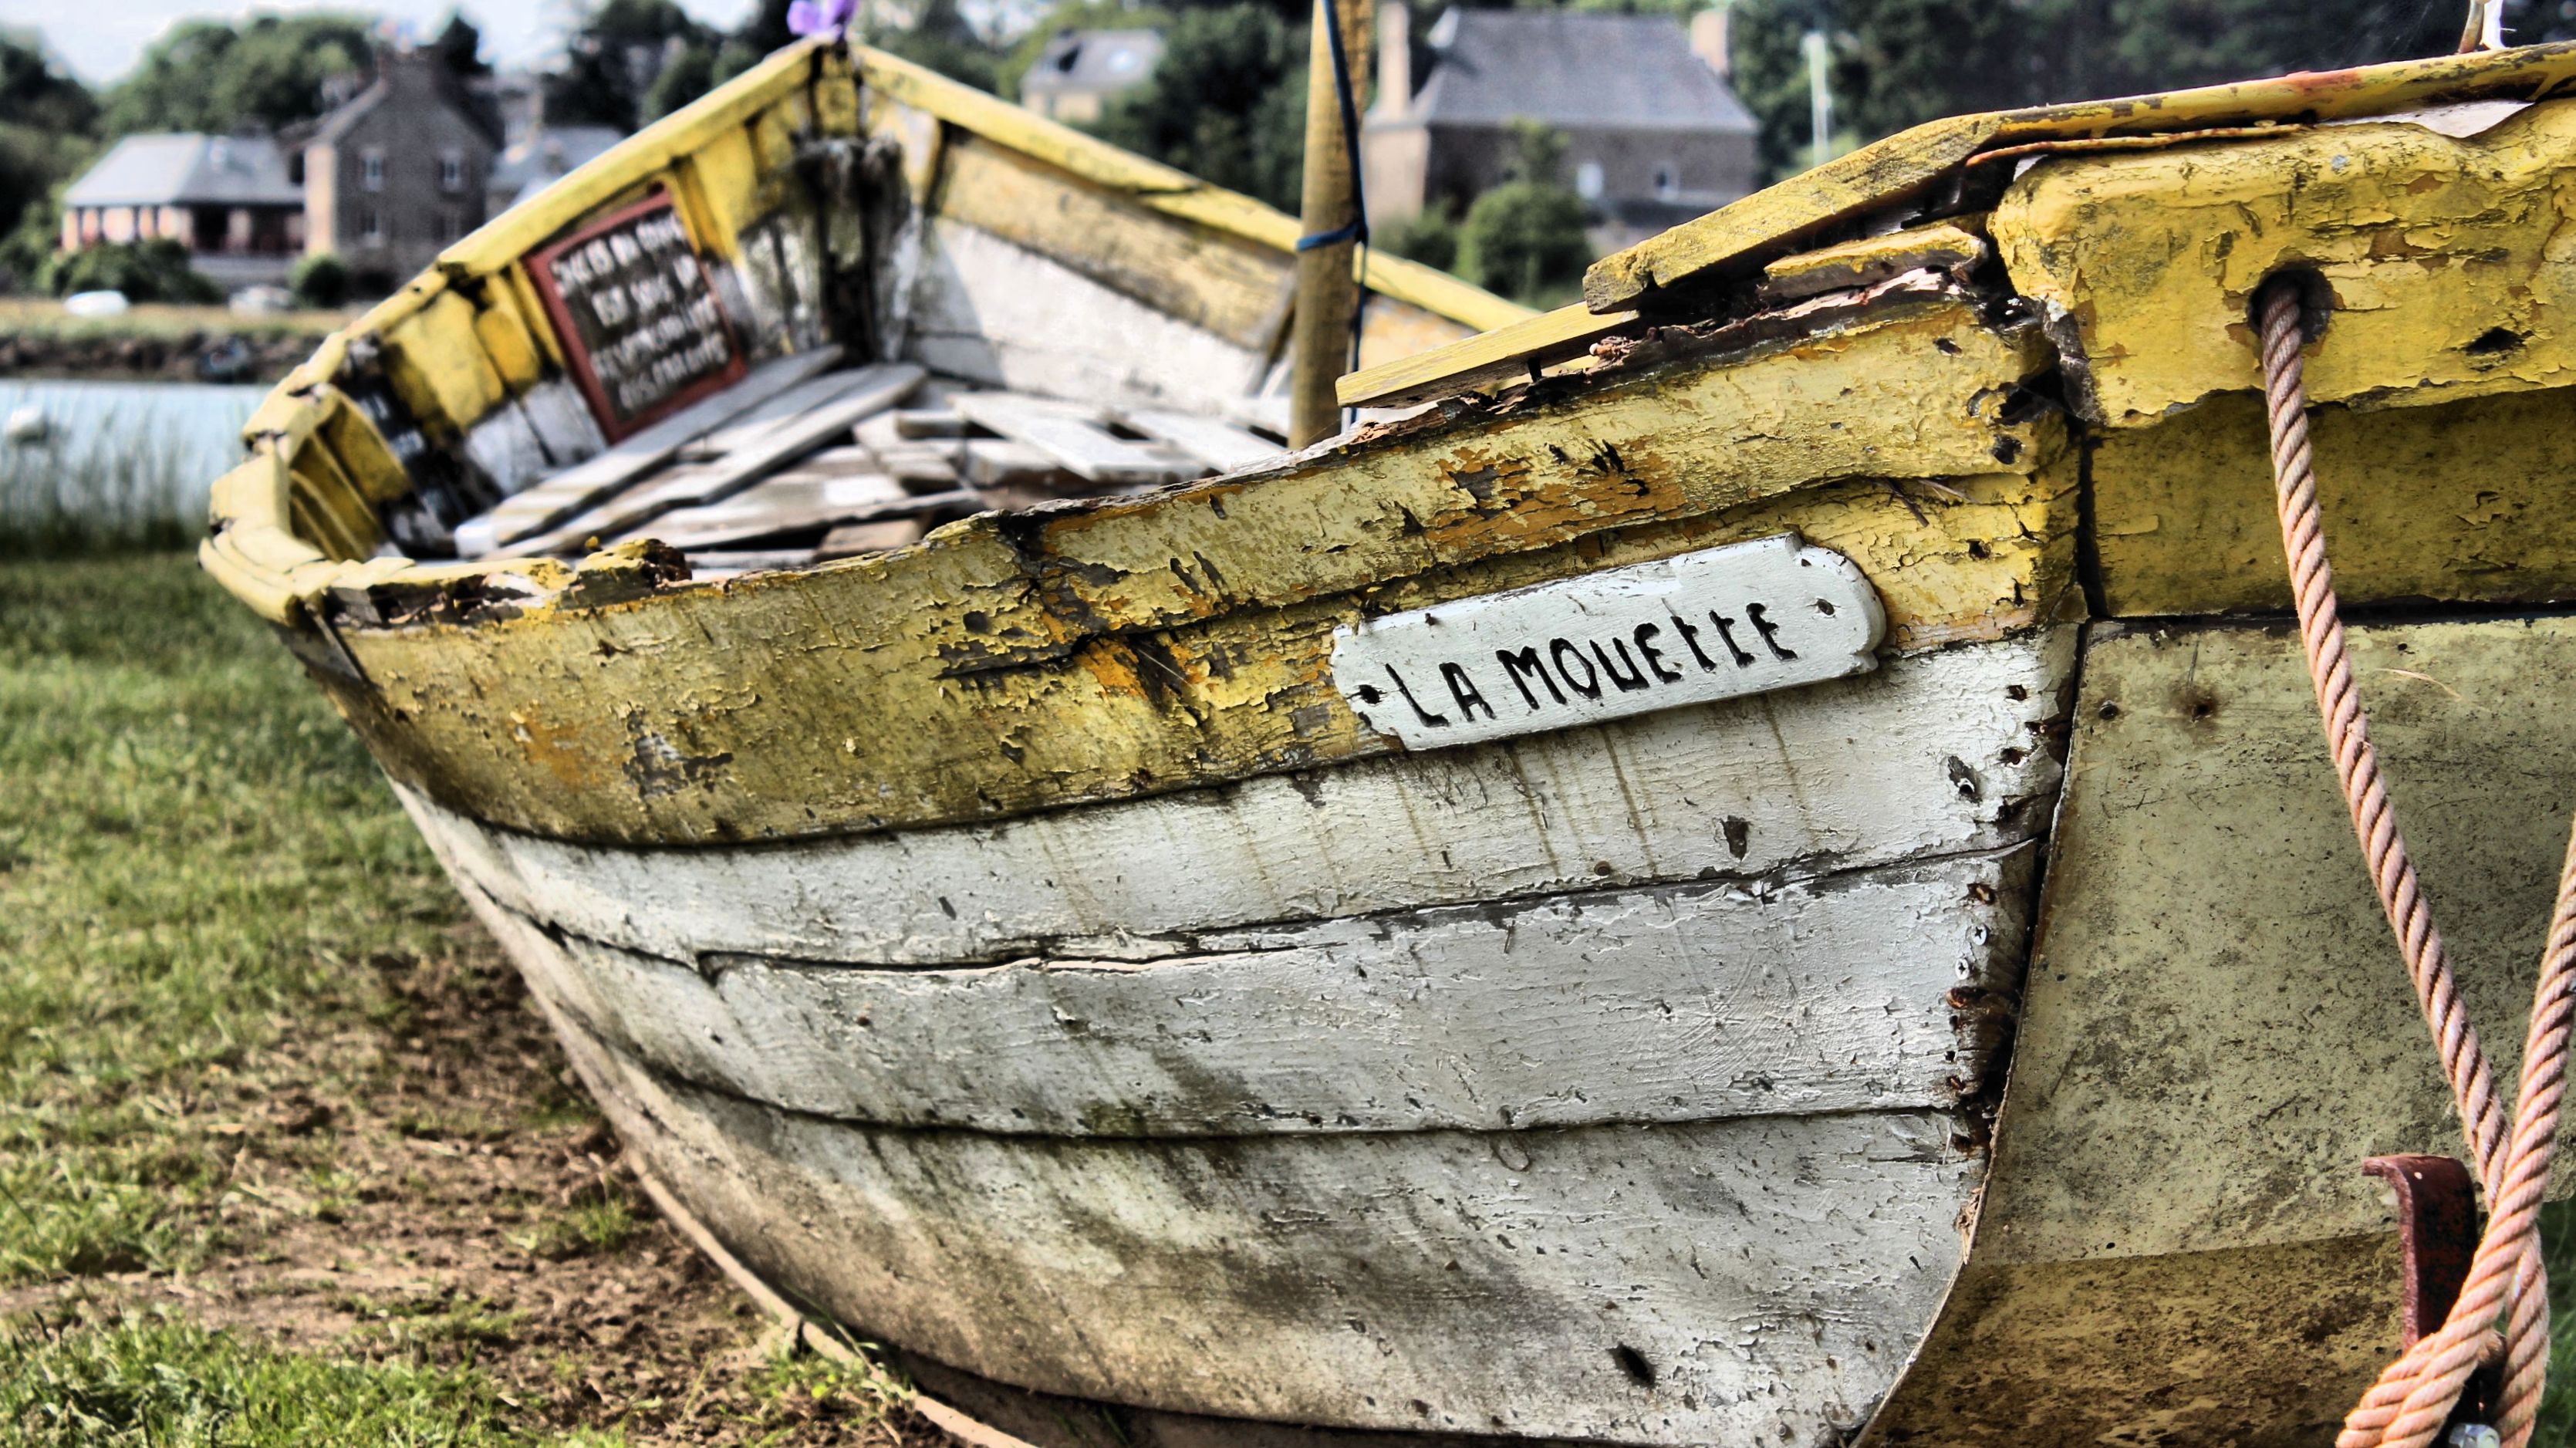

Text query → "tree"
[1090,3,1305,211]
[39,238,221,303]
[549,0,719,130]
[290,253,352,309]
[0,31,97,292]
[1457,119,1590,302]
[1724,0,2466,181]
[863,0,1005,92]
[101,14,377,137]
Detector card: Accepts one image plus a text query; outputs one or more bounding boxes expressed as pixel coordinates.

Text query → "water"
[0,379,268,551]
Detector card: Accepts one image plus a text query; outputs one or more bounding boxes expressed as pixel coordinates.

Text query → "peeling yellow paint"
[1997,99,2576,424]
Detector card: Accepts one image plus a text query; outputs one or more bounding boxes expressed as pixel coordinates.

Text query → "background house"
[1362,7,1759,252]
[488,123,626,217]
[290,49,505,292]
[56,134,306,289]
[1018,29,1163,123]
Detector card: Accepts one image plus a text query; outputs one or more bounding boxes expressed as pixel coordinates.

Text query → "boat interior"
[200,42,1526,613]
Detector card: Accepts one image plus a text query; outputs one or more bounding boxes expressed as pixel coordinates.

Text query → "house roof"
[1021,29,1164,95]
[491,124,628,208]
[1409,10,1757,133]
[302,52,506,152]
[62,133,303,209]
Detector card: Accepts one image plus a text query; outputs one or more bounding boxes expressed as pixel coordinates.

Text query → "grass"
[0,298,349,346]
[0,1312,518,1447]
[0,555,920,1445]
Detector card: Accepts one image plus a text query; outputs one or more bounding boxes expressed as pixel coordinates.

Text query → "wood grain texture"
[1981,617,2576,1264]
[1995,99,2576,427]
[906,221,1269,416]
[317,299,2069,845]
[461,842,2034,1136]
[542,1001,1978,1446]
[395,627,2071,964]
[2091,386,2576,616]
[1859,1233,2405,1446]
[1583,40,2576,313]
[931,133,1293,350]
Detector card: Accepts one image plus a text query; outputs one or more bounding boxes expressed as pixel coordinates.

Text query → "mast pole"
[1288,0,1373,448]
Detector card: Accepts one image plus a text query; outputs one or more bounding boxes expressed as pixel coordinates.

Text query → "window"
[437,208,466,243]
[1653,164,1680,201]
[360,148,386,192]
[359,207,385,245]
[1575,160,1604,201]
[439,150,466,193]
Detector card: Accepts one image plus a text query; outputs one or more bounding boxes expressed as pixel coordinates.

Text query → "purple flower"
[788,0,857,36]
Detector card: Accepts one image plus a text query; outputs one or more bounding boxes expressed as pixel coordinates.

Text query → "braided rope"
[2251,282,2576,1448]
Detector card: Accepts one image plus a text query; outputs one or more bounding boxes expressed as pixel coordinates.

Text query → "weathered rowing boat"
[200,33,2576,1446]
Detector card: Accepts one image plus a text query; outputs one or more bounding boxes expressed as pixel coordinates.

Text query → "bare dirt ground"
[2,925,937,1446]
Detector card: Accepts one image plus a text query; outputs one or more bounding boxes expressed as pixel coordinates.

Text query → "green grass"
[0,555,459,1285]
[0,1312,521,1447]
[0,554,920,1446]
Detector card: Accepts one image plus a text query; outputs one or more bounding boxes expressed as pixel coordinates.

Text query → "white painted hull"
[400,629,2074,1445]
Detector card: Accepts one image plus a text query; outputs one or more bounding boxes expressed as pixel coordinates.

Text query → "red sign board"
[525,192,746,441]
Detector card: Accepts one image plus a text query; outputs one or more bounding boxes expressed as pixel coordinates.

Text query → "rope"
[2251,280,2576,1448]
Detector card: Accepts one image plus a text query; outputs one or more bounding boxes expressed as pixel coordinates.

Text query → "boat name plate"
[1331,533,1886,749]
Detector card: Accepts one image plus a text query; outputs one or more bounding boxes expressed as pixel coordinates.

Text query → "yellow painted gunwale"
[1339,40,2576,410]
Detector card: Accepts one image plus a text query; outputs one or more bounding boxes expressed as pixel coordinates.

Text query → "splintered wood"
[457,366,1285,574]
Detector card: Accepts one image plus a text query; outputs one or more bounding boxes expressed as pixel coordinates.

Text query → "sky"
[0,0,760,84]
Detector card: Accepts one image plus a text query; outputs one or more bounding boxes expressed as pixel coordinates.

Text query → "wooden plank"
[1992,98,2576,426]
[892,409,972,438]
[518,363,925,554]
[393,629,2071,965]
[2091,386,2576,617]
[1756,218,1987,303]
[1336,301,1641,410]
[1981,616,2576,1264]
[675,549,815,577]
[687,370,893,458]
[931,132,1295,350]
[473,346,842,552]
[1111,407,1280,473]
[853,47,1532,336]
[541,1001,1977,1447]
[815,518,930,559]
[1864,1235,2402,1446]
[906,221,1271,418]
[339,453,2074,843]
[623,472,910,550]
[1584,41,2576,312]
[949,392,1193,484]
[474,844,2033,1136]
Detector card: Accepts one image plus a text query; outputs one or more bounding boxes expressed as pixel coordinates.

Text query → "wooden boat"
[200,34,2576,1446]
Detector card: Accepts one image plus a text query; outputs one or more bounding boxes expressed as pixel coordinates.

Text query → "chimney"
[1373,2,1410,116]
[1691,6,1730,79]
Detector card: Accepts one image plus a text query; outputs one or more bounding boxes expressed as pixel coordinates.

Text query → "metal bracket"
[2364,1154,2494,1425]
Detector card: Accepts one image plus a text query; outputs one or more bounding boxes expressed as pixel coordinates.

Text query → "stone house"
[57,133,307,288]
[1361,7,1760,252]
[1019,29,1164,124]
[290,49,505,292]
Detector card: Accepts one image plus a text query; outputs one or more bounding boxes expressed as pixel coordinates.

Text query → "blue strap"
[1295,222,1362,251]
